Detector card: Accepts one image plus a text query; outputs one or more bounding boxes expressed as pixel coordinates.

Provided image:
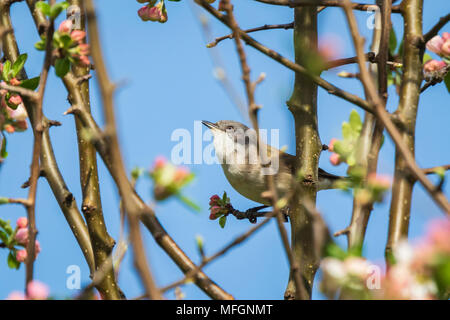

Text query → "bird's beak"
[202,120,219,130]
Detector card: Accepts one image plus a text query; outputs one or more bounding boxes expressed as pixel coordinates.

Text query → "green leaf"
[58,34,73,49]
[325,243,347,260]
[349,110,362,133]
[35,2,51,16]
[55,58,70,78]
[341,122,352,140]
[423,53,433,64]
[444,72,450,93]
[219,215,227,229]
[0,230,8,244]
[20,77,40,90]
[7,251,20,269]
[389,28,397,55]
[12,54,27,78]
[49,2,69,18]
[1,135,8,159]
[0,218,13,235]
[34,39,46,51]
[2,60,11,82]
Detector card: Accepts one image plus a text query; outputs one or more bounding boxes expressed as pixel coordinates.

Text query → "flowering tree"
[0,0,449,300]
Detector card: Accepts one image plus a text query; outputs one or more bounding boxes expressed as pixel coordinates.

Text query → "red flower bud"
[209,194,220,206]
[78,43,90,56]
[328,138,338,152]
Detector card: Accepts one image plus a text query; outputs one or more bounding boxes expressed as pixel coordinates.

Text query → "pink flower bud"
[328,138,338,152]
[70,30,86,43]
[329,153,341,166]
[58,20,73,34]
[35,240,41,255]
[15,228,29,245]
[174,167,189,182]
[78,43,90,56]
[78,55,91,67]
[442,32,450,42]
[16,217,28,229]
[4,124,15,133]
[209,194,220,206]
[153,156,167,169]
[27,281,49,300]
[16,249,27,263]
[441,40,450,57]
[9,78,21,86]
[8,94,22,107]
[138,2,167,23]
[209,206,221,220]
[368,173,391,189]
[426,35,444,55]
[423,59,447,73]
[6,291,26,300]
[7,104,28,121]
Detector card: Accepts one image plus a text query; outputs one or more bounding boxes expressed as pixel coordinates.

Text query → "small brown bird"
[202,120,342,206]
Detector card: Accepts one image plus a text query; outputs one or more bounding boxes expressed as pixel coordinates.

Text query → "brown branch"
[20,0,56,290]
[195,0,374,114]
[341,0,450,214]
[84,0,161,300]
[207,22,294,48]
[0,1,95,275]
[324,52,376,70]
[423,13,450,44]
[63,0,122,300]
[423,164,450,175]
[253,0,401,12]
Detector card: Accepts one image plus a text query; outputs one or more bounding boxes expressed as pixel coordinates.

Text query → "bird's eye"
[226,126,234,131]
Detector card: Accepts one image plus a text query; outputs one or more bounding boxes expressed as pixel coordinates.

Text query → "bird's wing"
[279,151,343,180]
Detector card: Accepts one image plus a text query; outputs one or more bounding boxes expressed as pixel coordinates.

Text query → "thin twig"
[207,22,294,48]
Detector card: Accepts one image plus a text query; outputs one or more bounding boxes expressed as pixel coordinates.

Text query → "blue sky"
[0,0,449,299]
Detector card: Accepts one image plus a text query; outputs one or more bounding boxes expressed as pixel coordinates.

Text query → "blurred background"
[0,0,449,299]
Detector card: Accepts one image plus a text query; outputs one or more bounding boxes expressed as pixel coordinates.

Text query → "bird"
[202,120,343,206]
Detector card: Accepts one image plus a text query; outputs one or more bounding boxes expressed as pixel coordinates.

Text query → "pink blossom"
[443,32,450,41]
[4,124,14,133]
[78,43,90,56]
[368,173,391,189]
[16,217,28,229]
[441,40,450,56]
[35,240,41,255]
[16,249,27,263]
[153,156,167,169]
[426,35,444,55]
[78,55,91,66]
[7,104,28,121]
[328,138,338,152]
[423,59,447,73]
[425,218,450,253]
[27,281,49,300]
[9,78,21,86]
[329,153,341,166]
[8,94,22,107]
[15,228,29,245]
[58,20,73,34]
[70,30,86,43]
[6,291,26,300]
[318,35,342,61]
[174,167,189,182]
